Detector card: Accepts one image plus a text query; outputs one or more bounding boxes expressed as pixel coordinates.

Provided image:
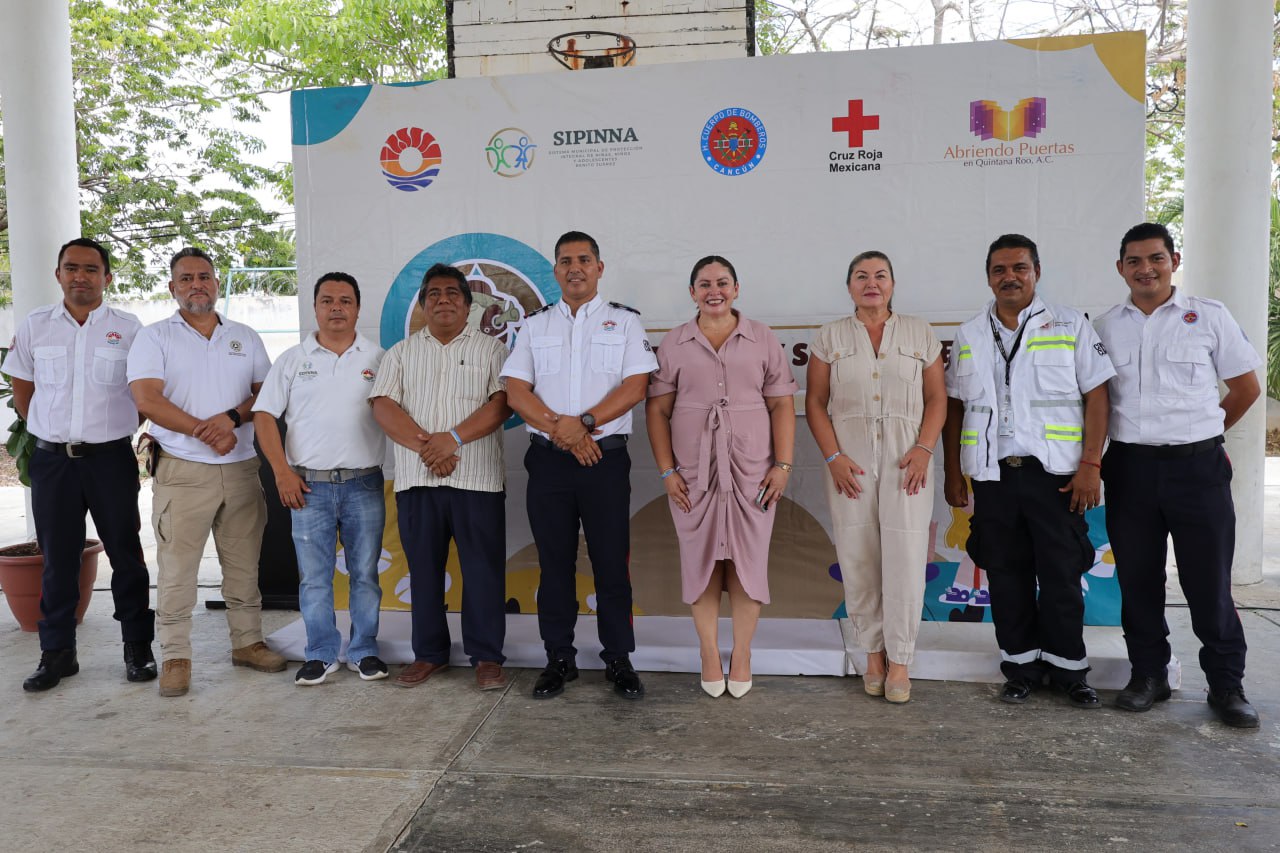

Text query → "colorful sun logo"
[380,127,442,192]
[105,331,122,345]
[361,368,376,382]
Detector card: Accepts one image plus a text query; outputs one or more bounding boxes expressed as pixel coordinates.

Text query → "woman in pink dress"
[646,256,798,699]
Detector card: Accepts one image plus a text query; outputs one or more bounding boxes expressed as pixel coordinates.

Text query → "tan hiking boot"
[231,641,286,673]
[159,659,191,697]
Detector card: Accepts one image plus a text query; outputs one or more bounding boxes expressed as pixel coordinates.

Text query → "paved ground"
[0,465,1277,852]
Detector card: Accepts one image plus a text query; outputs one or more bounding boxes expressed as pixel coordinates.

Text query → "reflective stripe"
[1026,335,1077,349]
[1045,424,1082,442]
[1041,650,1089,671]
[960,429,978,446]
[970,405,993,413]
[957,344,972,360]
[1025,343,1075,351]
[1000,648,1041,664]
[1030,399,1082,408]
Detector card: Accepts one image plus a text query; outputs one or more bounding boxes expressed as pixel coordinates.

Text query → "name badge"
[998,391,1014,438]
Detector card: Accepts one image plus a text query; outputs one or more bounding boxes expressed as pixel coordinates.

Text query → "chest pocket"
[1158,343,1213,393]
[590,335,625,375]
[34,346,69,386]
[1032,347,1076,394]
[896,345,925,385]
[532,337,563,375]
[951,350,980,401]
[92,347,128,386]
[828,348,858,385]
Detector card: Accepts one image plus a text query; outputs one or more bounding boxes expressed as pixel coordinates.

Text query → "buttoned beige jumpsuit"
[811,314,941,664]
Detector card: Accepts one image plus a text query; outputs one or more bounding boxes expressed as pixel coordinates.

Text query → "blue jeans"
[291,470,386,663]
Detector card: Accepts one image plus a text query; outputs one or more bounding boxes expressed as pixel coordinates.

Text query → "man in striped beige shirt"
[370,264,512,690]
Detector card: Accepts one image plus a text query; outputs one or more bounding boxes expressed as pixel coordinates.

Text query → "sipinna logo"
[380,127,442,191]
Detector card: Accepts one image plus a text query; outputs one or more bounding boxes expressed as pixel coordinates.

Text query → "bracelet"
[1079,459,1101,470]
[659,467,677,480]
[913,443,934,456]
[774,461,793,472]
[449,429,463,448]
[824,451,842,464]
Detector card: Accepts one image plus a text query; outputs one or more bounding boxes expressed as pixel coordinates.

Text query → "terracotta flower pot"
[0,540,103,632]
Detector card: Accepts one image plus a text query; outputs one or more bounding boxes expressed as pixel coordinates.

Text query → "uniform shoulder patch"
[609,301,641,315]
[525,303,554,318]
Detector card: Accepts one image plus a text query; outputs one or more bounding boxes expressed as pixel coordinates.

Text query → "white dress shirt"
[1093,287,1261,445]
[253,332,386,470]
[500,294,658,438]
[126,311,271,464]
[1,302,141,444]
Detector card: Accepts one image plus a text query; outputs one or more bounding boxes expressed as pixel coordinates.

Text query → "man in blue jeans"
[254,272,389,685]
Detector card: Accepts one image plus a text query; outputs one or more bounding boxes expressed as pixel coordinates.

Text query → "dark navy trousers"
[29,440,154,650]
[1102,440,1246,691]
[396,485,506,666]
[525,440,634,664]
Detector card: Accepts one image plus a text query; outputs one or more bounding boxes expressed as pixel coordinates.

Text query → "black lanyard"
[988,308,1044,387]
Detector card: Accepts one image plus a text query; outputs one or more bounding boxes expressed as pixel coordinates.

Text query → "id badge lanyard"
[988,308,1044,437]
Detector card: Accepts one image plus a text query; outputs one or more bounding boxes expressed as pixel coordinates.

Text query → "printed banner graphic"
[295,33,1145,625]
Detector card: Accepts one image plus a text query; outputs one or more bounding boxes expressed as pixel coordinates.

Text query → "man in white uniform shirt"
[3,238,156,692]
[254,272,388,686]
[127,247,285,697]
[501,231,658,700]
[942,234,1115,709]
[371,264,512,690]
[1094,222,1262,728]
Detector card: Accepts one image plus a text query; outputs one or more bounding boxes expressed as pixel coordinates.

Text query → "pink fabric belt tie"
[673,398,767,490]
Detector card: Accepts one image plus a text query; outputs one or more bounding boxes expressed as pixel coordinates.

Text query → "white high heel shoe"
[727,679,752,698]
[701,678,727,698]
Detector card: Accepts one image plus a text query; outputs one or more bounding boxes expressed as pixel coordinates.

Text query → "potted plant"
[0,347,102,631]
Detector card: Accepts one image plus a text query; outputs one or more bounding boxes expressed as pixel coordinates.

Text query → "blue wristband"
[449,429,463,448]
[660,467,677,480]
[825,451,842,464]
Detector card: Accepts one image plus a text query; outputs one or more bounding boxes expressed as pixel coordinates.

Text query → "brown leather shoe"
[159,659,191,697]
[231,641,287,673]
[475,661,508,690]
[395,661,447,688]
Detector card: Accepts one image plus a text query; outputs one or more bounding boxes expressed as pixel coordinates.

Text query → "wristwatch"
[580,412,597,430]
[225,408,243,428]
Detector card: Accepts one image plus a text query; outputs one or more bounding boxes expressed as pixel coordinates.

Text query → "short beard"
[178,298,216,315]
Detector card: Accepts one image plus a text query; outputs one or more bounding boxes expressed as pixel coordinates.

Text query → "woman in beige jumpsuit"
[806,251,946,703]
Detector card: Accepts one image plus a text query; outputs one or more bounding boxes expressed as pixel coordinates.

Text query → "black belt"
[999,455,1042,469]
[531,434,629,452]
[1108,436,1222,459]
[293,465,381,483]
[35,437,131,459]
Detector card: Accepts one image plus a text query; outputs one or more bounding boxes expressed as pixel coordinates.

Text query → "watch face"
[581,413,596,429]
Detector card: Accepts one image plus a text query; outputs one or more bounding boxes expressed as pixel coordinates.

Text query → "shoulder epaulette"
[609,301,641,315]
[526,303,554,318]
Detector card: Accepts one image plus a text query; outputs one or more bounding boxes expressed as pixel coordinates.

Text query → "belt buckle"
[65,443,85,459]
[329,469,343,484]
[1003,455,1023,468]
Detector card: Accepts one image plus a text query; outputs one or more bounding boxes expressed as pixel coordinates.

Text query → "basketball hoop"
[548,31,637,70]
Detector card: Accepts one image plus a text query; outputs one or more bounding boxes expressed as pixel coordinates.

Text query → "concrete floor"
[1,465,1278,852]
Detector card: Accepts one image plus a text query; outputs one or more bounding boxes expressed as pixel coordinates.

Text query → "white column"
[1182,0,1274,585]
[0,0,81,318]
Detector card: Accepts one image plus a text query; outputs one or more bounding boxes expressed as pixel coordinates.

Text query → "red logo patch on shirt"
[105,331,122,345]
[361,369,376,382]
[601,320,617,332]
[1182,311,1198,325]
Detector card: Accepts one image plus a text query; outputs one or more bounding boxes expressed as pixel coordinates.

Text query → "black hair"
[57,238,112,275]
[985,234,1040,273]
[554,231,601,262]
[689,255,739,288]
[417,263,473,308]
[314,272,361,306]
[1119,222,1176,260]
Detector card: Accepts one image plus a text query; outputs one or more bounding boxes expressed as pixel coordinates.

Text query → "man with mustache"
[501,231,658,700]
[254,272,389,686]
[127,247,284,697]
[4,238,156,692]
[942,234,1115,708]
[1094,223,1262,728]
[370,264,512,690]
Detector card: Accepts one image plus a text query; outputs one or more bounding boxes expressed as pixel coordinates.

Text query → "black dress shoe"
[999,677,1037,704]
[1058,680,1100,709]
[1115,674,1171,712]
[604,658,645,700]
[532,658,578,699]
[23,649,79,693]
[1207,687,1260,729]
[124,642,158,682]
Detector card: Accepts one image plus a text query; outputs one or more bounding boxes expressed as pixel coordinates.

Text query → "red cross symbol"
[831,99,880,147]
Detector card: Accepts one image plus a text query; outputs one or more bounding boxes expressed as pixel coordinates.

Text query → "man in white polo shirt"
[254,272,389,686]
[127,247,285,697]
[3,237,156,692]
[370,263,511,691]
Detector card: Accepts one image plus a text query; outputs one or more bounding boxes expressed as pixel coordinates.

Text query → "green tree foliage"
[0,0,446,291]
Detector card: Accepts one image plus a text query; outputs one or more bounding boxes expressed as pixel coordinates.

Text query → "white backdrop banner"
[293,33,1145,625]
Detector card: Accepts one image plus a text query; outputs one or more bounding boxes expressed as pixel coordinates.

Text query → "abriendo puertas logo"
[970,97,1046,141]
[380,127,442,191]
